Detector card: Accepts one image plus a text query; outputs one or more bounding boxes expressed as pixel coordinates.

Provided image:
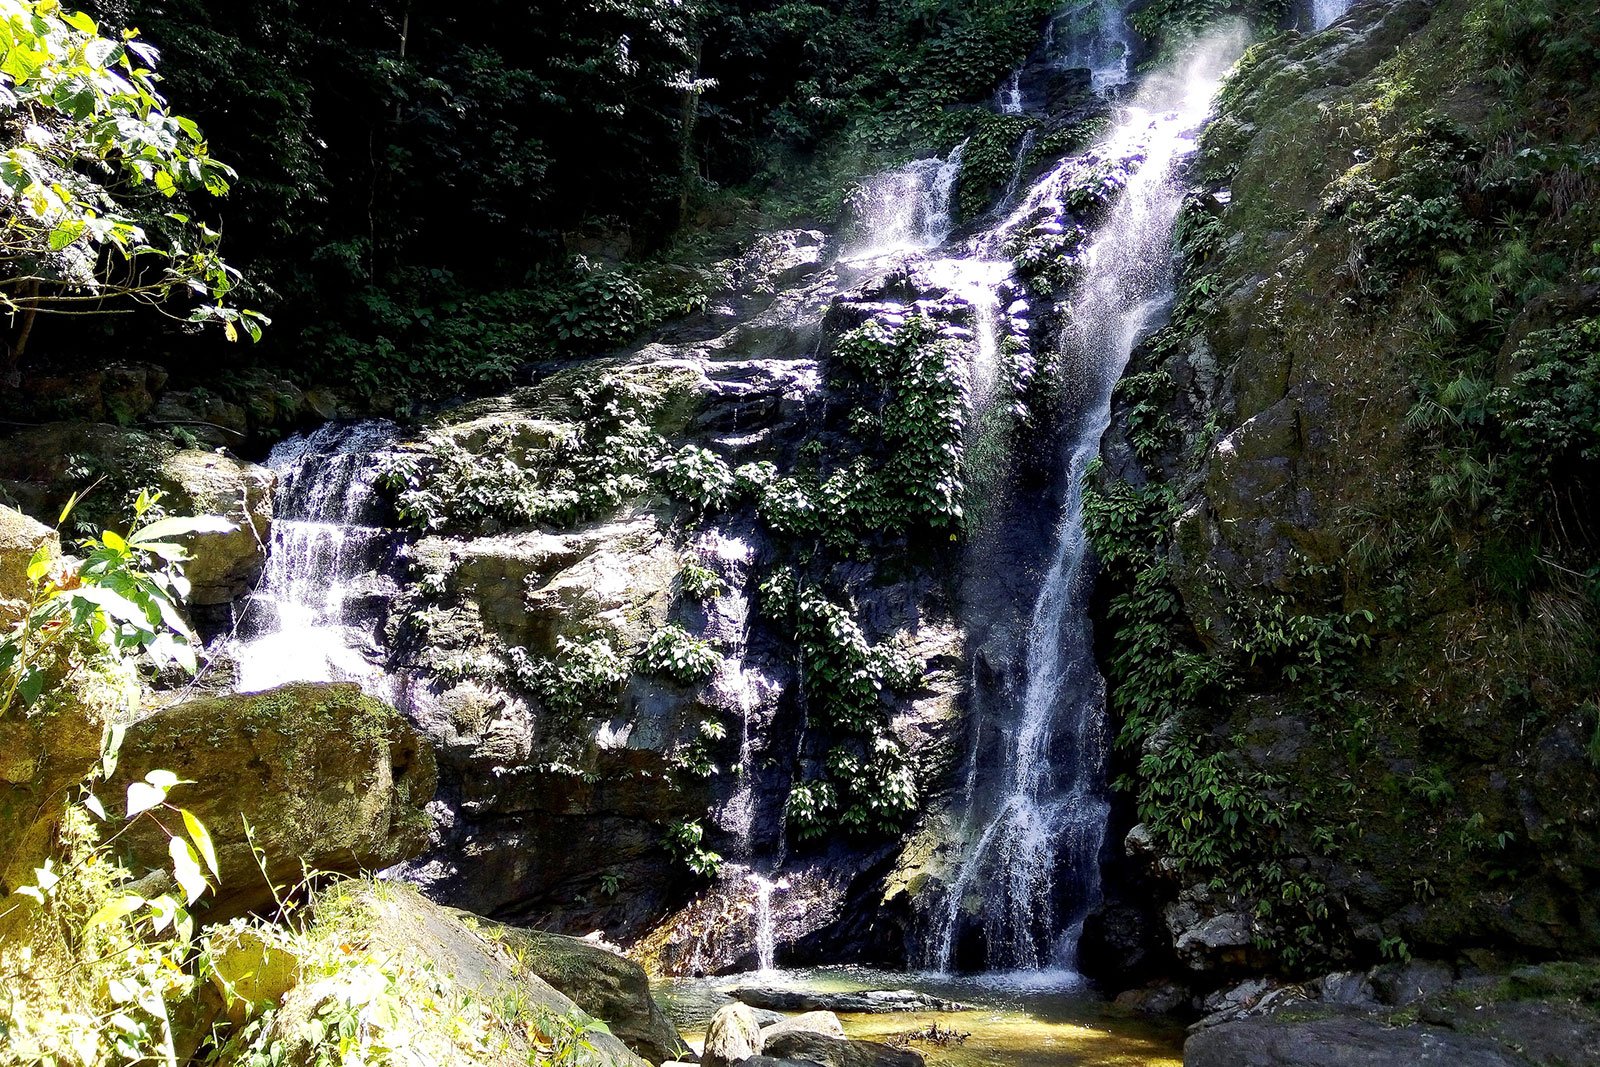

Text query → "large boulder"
[158,449,274,605]
[232,881,649,1067]
[492,926,687,1063]
[704,1002,766,1067]
[762,1012,846,1042]
[114,682,436,918]
[1185,1014,1527,1067]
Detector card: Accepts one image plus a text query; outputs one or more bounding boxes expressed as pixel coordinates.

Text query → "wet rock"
[704,1003,766,1067]
[491,926,687,1064]
[0,504,56,622]
[761,1012,846,1042]
[1371,960,1455,1006]
[158,449,275,605]
[1185,1015,1527,1067]
[1314,971,1378,1008]
[1114,983,1192,1016]
[731,988,968,1015]
[1168,888,1255,971]
[760,1032,924,1067]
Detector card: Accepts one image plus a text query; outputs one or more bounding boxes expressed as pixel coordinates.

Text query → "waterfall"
[844,143,965,259]
[749,870,787,973]
[930,32,1246,976]
[1311,0,1352,29]
[1054,0,1134,96]
[998,71,1025,115]
[231,421,400,695]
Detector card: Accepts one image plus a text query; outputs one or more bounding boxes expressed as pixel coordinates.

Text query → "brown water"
[654,968,1184,1067]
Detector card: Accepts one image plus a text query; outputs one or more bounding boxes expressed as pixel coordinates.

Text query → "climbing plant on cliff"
[0,0,263,379]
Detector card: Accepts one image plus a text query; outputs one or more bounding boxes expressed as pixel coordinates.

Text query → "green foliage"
[776,588,921,839]
[677,557,727,602]
[655,445,736,514]
[0,0,263,369]
[547,268,650,351]
[0,491,229,714]
[956,114,1035,221]
[1129,0,1288,59]
[510,634,630,719]
[380,374,665,534]
[824,315,968,536]
[1083,470,1375,968]
[638,624,721,686]
[662,819,722,879]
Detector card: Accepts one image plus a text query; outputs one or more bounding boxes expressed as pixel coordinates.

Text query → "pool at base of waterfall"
[654,967,1184,1067]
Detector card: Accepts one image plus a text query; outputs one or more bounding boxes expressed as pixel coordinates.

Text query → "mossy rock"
[114,683,436,920]
[491,923,689,1063]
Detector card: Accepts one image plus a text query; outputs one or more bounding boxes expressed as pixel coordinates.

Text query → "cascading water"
[1053,0,1134,95]
[844,143,965,260]
[1310,0,1353,29]
[929,32,1246,977]
[998,71,1025,114]
[231,421,400,696]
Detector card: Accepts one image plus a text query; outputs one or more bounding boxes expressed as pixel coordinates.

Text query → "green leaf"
[87,894,145,929]
[125,780,168,818]
[26,543,52,583]
[127,515,234,545]
[169,836,207,905]
[180,808,218,877]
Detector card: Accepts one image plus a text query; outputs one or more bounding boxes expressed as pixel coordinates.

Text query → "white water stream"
[930,31,1246,975]
[231,421,399,696]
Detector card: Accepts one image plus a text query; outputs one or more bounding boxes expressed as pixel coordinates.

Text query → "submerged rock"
[760,1031,925,1067]
[730,988,968,1015]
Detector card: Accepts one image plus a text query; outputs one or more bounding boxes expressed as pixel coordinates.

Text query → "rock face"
[116,683,436,918]
[1182,962,1600,1067]
[0,504,56,630]
[492,925,686,1063]
[158,450,274,605]
[375,227,974,966]
[1091,0,1600,978]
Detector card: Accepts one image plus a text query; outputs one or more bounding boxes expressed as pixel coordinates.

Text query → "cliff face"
[1093,0,1600,976]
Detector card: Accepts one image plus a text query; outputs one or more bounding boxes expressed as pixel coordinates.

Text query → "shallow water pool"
[654,967,1184,1067]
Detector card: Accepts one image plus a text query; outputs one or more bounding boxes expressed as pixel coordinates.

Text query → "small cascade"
[1000,129,1040,212]
[231,421,400,695]
[1310,0,1353,29]
[844,143,965,259]
[997,71,1025,114]
[748,870,789,973]
[930,32,1246,976]
[1053,0,1134,96]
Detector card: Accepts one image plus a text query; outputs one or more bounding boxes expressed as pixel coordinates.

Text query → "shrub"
[638,624,721,686]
